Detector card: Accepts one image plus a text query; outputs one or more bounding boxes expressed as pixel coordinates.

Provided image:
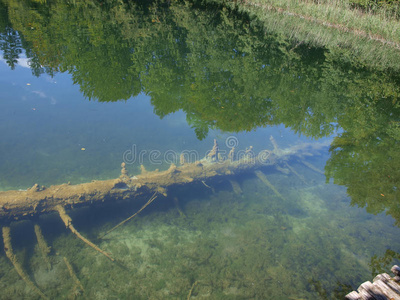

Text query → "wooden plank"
[358,288,377,300]
[347,268,400,300]
[345,291,361,300]
[373,280,400,300]
[359,281,387,300]
[375,273,400,296]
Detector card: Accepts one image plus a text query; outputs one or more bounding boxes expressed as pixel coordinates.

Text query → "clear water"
[0,1,399,299]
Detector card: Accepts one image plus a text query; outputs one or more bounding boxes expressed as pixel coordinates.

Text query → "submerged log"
[0,140,329,222]
[229,179,243,195]
[34,224,51,270]
[254,170,286,201]
[63,256,85,296]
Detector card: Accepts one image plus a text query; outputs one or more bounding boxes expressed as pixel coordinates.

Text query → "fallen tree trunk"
[0,139,329,222]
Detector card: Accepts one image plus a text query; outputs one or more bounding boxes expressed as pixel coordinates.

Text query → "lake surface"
[0,1,399,299]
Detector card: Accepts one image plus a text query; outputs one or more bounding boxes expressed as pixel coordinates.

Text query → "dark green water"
[0,0,399,299]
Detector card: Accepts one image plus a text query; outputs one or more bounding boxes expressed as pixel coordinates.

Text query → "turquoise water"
[0,1,400,299]
[0,60,297,189]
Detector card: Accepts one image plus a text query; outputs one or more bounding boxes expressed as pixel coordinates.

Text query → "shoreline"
[206,0,400,71]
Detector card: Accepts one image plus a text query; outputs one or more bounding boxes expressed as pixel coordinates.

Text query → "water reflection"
[1,0,399,224]
[0,0,400,299]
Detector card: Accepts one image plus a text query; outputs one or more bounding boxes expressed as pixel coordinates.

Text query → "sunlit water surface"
[0,58,398,300]
[0,2,400,299]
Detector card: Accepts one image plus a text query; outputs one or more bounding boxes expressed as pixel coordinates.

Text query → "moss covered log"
[0,140,329,222]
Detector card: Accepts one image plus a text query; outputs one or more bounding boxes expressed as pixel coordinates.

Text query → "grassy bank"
[205,0,400,71]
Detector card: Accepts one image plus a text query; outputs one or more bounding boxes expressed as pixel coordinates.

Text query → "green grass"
[207,0,400,70]
[244,0,400,43]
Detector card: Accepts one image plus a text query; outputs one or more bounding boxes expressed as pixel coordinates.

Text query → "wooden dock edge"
[346,265,400,300]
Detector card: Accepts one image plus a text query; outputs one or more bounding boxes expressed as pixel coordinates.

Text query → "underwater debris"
[270,135,280,153]
[300,159,324,175]
[187,280,198,300]
[229,179,243,195]
[34,224,52,270]
[207,139,219,161]
[245,145,254,158]
[100,192,158,238]
[120,162,129,179]
[201,180,212,189]
[56,205,114,261]
[140,164,147,174]
[2,226,49,300]
[275,165,290,175]
[180,153,187,165]
[201,180,215,193]
[284,162,308,185]
[228,146,236,161]
[0,138,330,222]
[0,137,334,299]
[173,197,187,218]
[63,256,85,297]
[254,170,286,202]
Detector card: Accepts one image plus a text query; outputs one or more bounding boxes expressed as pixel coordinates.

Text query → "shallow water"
[0,1,399,299]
